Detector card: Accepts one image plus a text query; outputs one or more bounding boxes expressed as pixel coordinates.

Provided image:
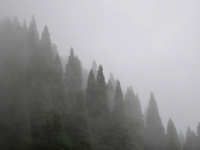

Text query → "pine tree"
[96,65,110,120]
[64,48,82,113]
[145,92,167,150]
[197,123,200,150]
[178,130,185,149]
[72,90,95,150]
[109,81,134,150]
[186,126,197,150]
[49,53,72,149]
[50,109,72,150]
[29,16,39,44]
[39,25,54,63]
[85,69,96,120]
[86,66,110,150]
[107,79,115,111]
[91,60,97,79]
[168,136,179,150]
[167,118,180,150]
[124,86,144,149]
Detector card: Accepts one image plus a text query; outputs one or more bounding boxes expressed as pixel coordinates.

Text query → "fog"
[1,0,200,134]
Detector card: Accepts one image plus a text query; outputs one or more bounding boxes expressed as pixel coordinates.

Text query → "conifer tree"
[86,66,110,150]
[107,79,115,111]
[109,81,134,150]
[96,65,110,120]
[92,60,97,78]
[197,123,200,150]
[167,118,180,150]
[178,130,185,149]
[39,25,54,63]
[168,136,179,150]
[186,126,197,150]
[72,90,95,150]
[49,53,72,149]
[85,69,96,120]
[145,92,167,150]
[64,48,82,113]
[124,86,144,149]
[50,109,72,150]
[29,16,40,44]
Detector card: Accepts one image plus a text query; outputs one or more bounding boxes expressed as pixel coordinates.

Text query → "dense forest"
[0,16,199,150]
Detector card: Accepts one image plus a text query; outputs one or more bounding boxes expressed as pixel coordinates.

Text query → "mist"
[0,0,200,149]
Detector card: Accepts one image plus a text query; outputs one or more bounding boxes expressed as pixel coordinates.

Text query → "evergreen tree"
[72,90,95,150]
[107,79,115,111]
[124,86,144,149]
[39,25,54,63]
[85,69,96,120]
[50,109,72,150]
[49,53,72,149]
[86,65,110,150]
[64,48,82,113]
[168,136,179,150]
[52,43,58,58]
[197,123,200,150]
[186,126,197,150]
[91,60,97,79]
[167,118,180,150]
[178,130,185,149]
[29,16,40,44]
[96,65,110,120]
[145,92,167,150]
[109,81,134,150]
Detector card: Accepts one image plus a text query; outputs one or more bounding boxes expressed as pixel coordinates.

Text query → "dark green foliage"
[1,15,200,150]
[107,79,115,111]
[52,44,58,58]
[85,69,96,119]
[49,53,72,149]
[124,86,144,149]
[96,65,110,120]
[109,81,134,150]
[72,90,95,150]
[86,67,110,150]
[50,109,72,150]
[39,25,54,62]
[186,126,197,150]
[145,92,167,150]
[64,48,82,113]
[168,136,179,150]
[167,118,180,150]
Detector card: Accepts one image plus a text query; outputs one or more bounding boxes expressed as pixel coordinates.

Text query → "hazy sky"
[0,0,200,134]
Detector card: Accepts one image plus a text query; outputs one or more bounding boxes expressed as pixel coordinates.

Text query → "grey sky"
[0,0,200,134]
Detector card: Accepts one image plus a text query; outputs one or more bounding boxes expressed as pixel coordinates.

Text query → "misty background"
[0,0,200,133]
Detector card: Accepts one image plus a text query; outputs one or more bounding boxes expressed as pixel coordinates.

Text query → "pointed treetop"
[87,69,95,84]
[195,123,200,137]
[41,25,51,44]
[115,80,123,102]
[91,60,97,69]
[29,15,37,31]
[54,53,63,76]
[109,73,114,81]
[70,47,74,57]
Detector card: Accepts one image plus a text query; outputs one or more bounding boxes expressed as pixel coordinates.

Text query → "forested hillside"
[0,16,199,150]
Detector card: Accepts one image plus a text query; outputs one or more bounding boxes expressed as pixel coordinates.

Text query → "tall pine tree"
[145,92,167,150]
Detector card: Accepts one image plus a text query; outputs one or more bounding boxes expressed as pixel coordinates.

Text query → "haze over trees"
[0,16,199,150]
